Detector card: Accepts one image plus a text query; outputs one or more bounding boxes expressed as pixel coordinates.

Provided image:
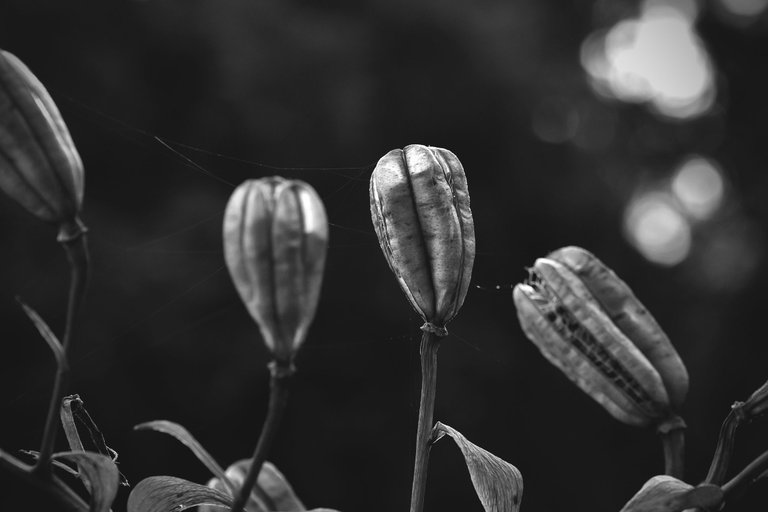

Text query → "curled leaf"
[135,420,235,495]
[432,422,522,512]
[53,451,119,512]
[61,395,129,487]
[619,475,723,512]
[127,476,233,512]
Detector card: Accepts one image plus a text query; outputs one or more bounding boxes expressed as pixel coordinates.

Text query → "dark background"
[2,0,768,511]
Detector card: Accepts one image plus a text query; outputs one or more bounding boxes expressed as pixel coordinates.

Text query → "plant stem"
[721,448,768,502]
[230,361,294,512]
[0,448,88,511]
[409,330,441,512]
[34,232,89,475]
[705,403,745,484]
[658,415,686,479]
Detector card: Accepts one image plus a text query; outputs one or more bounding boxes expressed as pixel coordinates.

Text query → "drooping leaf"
[134,419,235,495]
[53,451,119,512]
[17,297,65,367]
[432,422,523,512]
[619,475,723,512]
[127,476,233,512]
[61,394,130,486]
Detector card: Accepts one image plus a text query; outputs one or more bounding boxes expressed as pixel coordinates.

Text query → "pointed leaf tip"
[432,422,523,512]
[17,297,66,367]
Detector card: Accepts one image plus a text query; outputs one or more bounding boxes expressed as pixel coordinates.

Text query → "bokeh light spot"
[671,156,725,221]
[719,0,768,17]
[624,192,692,265]
[581,0,715,119]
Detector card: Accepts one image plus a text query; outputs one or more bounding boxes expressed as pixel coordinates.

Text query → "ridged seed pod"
[513,247,687,427]
[0,50,85,239]
[223,177,328,363]
[369,144,475,335]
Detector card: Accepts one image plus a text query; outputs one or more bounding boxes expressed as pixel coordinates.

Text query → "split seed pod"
[0,50,85,240]
[513,246,688,427]
[223,178,328,364]
[369,144,475,335]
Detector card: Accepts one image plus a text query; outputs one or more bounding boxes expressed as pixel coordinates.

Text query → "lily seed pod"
[513,247,687,427]
[223,177,328,364]
[548,246,689,408]
[369,144,475,335]
[619,475,723,512]
[0,50,85,240]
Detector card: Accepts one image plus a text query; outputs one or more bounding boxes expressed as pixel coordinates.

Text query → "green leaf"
[134,419,235,495]
[127,476,233,512]
[432,422,523,512]
[53,451,119,512]
[17,297,66,368]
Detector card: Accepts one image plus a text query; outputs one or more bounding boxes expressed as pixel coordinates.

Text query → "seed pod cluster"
[369,144,475,335]
[0,50,85,239]
[513,246,688,427]
[223,178,328,363]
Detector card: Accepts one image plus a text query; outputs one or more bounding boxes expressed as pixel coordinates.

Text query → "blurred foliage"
[1,0,768,511]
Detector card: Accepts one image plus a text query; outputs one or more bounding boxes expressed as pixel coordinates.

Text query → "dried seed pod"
[0,50,85,239]
[223,178,328,363]
[619,475,723,512]
[369,144,475,334]
[513,257,672,426]
[548,246,689,408]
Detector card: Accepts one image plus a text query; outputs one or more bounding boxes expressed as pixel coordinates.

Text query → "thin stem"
[705,403,745,484]
[409,330,441,512]
[657,415,686,479]
[0,448,88,511]
[721,448,768,502]
[230,361,293,512]
[34,232,89,475]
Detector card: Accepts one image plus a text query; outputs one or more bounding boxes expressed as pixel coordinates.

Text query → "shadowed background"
[2,0,768,510]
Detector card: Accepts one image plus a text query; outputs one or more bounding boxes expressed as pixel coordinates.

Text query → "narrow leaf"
[134,420,235,495]
[432,422,523,512]
[17,297,66,368]
[60,395,86,452]
[127,476,233,512]
[53,451,119,512]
